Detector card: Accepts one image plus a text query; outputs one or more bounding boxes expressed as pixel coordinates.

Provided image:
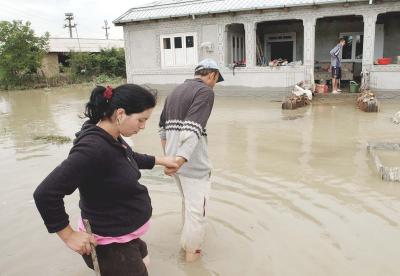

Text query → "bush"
[67,48,126,81]
[0,20,49,89]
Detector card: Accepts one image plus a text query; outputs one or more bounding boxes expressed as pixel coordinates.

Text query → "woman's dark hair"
[84,84,156,123]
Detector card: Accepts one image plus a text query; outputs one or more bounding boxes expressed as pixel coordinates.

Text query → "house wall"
[201,24,220,62]
[122,1,400,91]
[40,53,59,78]
[126,29,159,69]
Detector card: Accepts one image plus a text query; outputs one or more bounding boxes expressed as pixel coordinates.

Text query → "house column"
[217,24,226,66]
[244,21,256,67]
[303,16,316,84]
[362,12,378,71]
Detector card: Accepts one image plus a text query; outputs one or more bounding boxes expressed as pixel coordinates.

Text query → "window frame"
[160,32,198,68]
[264,32,297,63]
[339,32,364,63]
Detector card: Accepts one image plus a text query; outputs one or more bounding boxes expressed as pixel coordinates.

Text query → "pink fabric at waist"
[78,219,150,245]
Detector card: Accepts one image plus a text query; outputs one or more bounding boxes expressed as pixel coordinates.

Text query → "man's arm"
[330,44,340,57]
[176,87,214,161]
[161,138,166,153]
[159,100,167,154]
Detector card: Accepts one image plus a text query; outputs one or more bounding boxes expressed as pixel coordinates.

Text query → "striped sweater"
[159,78,214,178]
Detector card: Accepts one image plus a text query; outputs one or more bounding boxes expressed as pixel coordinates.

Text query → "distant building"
[114,0,400,91]
[41,38,124,78]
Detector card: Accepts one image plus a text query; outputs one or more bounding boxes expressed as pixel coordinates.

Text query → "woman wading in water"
[34,84,179,276]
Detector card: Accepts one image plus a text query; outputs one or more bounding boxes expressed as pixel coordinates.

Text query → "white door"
[174,36,185,66]
[162,37,174,67]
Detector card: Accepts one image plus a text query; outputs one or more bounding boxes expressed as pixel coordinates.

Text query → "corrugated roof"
[48,38,124,53]
[114,0,368,24]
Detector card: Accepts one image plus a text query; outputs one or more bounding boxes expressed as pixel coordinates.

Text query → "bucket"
[349,81,360,93]
[316,84,328,93]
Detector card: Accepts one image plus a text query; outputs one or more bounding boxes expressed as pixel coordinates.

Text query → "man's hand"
[156,156,180,176]
[164,156,186,176]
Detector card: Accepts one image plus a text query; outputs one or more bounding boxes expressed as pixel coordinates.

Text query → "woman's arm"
[33,138,104,233]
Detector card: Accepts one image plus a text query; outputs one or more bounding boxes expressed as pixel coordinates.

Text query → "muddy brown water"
[1,86,400,276]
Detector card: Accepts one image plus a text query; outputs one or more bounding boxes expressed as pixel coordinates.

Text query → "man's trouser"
[173,174,211,253]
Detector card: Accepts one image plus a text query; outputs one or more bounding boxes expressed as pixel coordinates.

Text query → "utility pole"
[64,13,77,38]
[102,20,110,39]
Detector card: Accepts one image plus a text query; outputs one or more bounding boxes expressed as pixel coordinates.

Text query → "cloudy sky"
[0,0,158,39]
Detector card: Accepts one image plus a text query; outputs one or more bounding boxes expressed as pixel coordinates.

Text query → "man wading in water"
[159,58,224,262]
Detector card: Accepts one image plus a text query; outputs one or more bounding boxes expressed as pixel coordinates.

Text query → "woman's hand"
[155,156,181,176]
[57,225,97,255]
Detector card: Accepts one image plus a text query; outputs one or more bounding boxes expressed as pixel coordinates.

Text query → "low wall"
[130,66,306,89]
[370,65,400,91]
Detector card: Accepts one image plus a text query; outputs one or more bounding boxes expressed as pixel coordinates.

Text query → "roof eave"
[113,0,368,25]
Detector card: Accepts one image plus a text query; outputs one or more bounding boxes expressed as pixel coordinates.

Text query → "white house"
[114,0,400,91]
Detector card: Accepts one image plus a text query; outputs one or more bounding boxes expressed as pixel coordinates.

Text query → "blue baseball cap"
[194,58,224,82]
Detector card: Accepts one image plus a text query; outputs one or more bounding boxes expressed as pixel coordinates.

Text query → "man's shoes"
[337,89,342,92]
[332,90,341,94]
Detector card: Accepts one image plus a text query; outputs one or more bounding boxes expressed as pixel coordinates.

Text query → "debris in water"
[33,135,71,144]
[367,142,400,182]
[282,94,311,110]
[392,111,400,124]
[356,90,379,112]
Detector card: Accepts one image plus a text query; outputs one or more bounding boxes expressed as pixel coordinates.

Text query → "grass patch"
[33,135,72,144]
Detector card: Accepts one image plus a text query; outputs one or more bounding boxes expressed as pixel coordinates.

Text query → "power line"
[102,20,110,39]
[64,13,77,38]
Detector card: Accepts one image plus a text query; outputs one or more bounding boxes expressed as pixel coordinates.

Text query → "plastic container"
[377,57,392,65]
[316,84,328,93]
[349,81,360,93]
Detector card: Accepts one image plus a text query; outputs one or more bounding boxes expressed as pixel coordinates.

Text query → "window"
[163,38,171,49]
[264,32,296,63]
[340,32,363,61]
[174,37,182,48]
[160,33,197,67]
[186,36,194,48]
[230,33,245,64]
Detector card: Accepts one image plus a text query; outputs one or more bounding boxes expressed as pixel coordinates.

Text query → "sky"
[0,0,159,39]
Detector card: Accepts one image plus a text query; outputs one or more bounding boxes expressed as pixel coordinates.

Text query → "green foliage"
[33,135,72,145]
[67,48,126,82]
[96,48,126,77]
[0,20,49,89]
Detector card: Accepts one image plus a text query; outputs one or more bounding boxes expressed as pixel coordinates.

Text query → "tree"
[0,20,49,89]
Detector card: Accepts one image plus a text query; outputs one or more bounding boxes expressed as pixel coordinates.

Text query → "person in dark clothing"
[33,84,178,276]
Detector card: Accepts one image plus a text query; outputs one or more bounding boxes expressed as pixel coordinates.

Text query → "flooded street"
[1,85,400,276]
